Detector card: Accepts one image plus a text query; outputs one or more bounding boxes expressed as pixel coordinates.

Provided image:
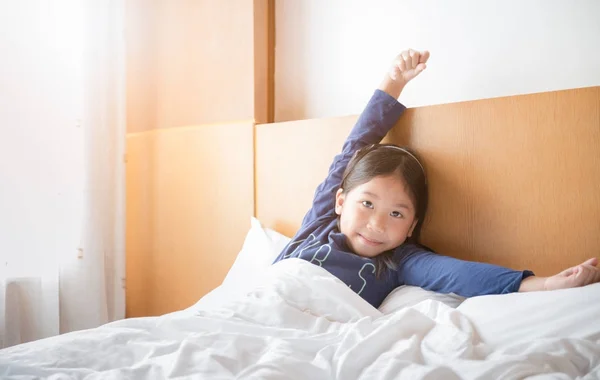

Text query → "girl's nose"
[368,214,385,233]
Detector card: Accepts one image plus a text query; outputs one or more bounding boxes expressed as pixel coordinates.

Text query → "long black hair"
[339,143,429,278]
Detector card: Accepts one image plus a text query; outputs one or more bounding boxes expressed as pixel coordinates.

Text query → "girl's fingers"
[409,49,419,68]
[401,51,411,69]
[575,265,600,286]
[397,58,406,72]
[581,257,598,267]
[390,50,430,81]
[594,269,600,284]
[559,266,577,277]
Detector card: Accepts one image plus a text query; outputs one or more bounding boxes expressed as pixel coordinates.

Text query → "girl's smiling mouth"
[358,234,383,246]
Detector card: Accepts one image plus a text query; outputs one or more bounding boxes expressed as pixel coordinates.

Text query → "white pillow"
[189,217,291,311]
[221,217,291,287]
[378,285,465,314]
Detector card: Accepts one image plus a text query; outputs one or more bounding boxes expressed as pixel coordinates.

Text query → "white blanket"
[1,259,599,379]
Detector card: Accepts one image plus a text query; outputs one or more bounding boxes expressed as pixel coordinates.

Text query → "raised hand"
[388,49,430,85]
[379,49,430,99]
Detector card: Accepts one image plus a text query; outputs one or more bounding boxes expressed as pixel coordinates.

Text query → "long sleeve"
[299,89,406,227]
[395,245,535,297]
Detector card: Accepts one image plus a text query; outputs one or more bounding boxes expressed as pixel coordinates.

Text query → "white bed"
[2,219,599,379]
[4,87,600,379]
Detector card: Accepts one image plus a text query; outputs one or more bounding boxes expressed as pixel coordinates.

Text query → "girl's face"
[335,174,418,258]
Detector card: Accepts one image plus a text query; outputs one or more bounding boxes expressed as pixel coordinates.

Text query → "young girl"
[272,49,600,308]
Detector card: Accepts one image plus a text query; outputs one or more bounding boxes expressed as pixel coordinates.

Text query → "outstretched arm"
[396,248,534,297]
[396,246,600,296]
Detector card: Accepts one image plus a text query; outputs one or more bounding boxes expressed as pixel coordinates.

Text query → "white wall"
[275,0,600,121]
[0,2,84,276]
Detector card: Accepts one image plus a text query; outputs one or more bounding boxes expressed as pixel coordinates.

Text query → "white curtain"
[0,0,125,348]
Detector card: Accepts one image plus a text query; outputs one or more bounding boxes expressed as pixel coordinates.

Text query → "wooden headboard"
[256,87,600,276]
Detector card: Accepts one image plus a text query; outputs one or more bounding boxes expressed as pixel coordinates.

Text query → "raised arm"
[300,50,430,226]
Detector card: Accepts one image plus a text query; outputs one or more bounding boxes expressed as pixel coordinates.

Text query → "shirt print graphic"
[286,234,374,296]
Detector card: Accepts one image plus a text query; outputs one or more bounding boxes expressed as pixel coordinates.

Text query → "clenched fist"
[388,49,430,85]
[379,49,430,99]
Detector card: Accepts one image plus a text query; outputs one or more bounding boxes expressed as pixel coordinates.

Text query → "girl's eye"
[390,211,404,218]
[361,201,373,209]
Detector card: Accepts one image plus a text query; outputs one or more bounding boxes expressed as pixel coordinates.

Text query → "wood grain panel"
[255,116,355,238]
[256,87,600,275]
[126,0,271,133]
[469,88,600,274]
[125,133,154,318]
[126,122,254,317]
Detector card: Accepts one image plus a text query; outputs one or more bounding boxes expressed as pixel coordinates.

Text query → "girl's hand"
[544,258,600,290]
[380,49,430,99]
[388,49,430,85]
